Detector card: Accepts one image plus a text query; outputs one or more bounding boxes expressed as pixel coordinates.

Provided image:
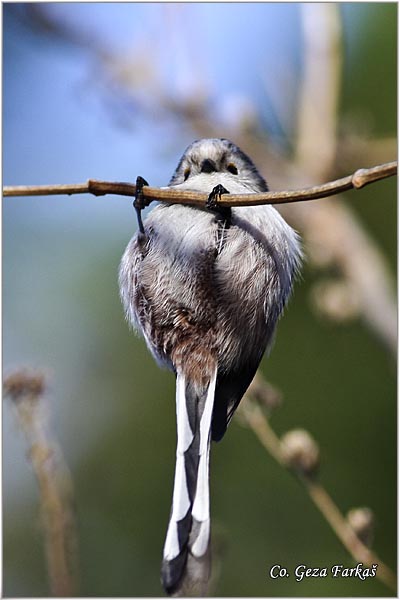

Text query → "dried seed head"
[247,374,283,412]
[3,369,46,403]
[347,507,374,547]
[310,279,360,322]
[280,429,320,477]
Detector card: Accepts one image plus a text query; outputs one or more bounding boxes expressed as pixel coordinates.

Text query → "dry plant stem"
[287,2,397,357]
[306,481,397,591]
[240,399,397,593]
[2,160,397,206]
[29,419,75,596]
[282,197,397,356]
[4,371,78,596]
[296,4,342,179]
[240,11,396,588]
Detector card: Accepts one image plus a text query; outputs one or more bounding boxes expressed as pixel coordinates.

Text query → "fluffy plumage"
[119,138,301,595]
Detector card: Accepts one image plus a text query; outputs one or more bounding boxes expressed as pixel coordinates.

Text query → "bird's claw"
[134,176,150,236]
[206,184,231,225]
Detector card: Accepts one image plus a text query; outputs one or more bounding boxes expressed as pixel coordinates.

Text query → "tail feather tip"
[162,549,211,597]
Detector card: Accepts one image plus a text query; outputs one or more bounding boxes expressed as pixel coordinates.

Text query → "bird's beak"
[200,159,217,174]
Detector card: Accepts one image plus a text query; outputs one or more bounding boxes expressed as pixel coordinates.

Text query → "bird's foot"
[134,176,150,242]
[206,184,231,226]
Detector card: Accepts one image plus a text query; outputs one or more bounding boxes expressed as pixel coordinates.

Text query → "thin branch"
[295,4,342,180]
[4,369,79,596]
[239,378,397,593]
[3,161,397,207]
[278,3,397,358]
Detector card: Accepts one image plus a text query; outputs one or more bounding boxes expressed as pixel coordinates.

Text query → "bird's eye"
[227,163,238,175]
[184,168,191,181]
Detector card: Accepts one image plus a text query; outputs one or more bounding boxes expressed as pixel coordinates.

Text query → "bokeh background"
[3,3,396,597]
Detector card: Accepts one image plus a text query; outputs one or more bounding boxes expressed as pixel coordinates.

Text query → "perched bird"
[119,138,301,596]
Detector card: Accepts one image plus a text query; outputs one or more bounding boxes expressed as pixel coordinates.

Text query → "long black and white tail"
[161,368,217,596]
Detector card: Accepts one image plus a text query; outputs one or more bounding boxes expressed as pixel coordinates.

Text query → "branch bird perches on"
[3,161,397,206]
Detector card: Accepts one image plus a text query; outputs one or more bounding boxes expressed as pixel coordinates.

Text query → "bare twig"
[239,378,397,593]
[278,2,397,357]
[295,4,342,180]
[284,197,397,356]
[237,7,396,591]
[4,369,78,597]
[2,160,397,207]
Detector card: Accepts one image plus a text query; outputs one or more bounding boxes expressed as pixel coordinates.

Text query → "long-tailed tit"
[119,138,302,596]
